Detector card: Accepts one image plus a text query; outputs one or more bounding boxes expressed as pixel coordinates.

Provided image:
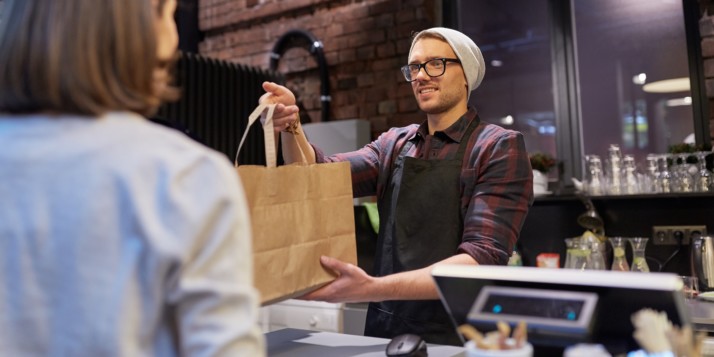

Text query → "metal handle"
[693,237,706,289]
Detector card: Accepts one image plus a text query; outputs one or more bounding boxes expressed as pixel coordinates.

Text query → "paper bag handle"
[234,103,310,167]
[235,103,277,168]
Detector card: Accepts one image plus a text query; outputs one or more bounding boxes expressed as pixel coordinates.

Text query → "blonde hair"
[0,0,175,117]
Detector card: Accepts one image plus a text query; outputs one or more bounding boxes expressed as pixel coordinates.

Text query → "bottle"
[623,155,639,194]
[508,250,523,266]
[607,144,623,195]
[584,155,605,195]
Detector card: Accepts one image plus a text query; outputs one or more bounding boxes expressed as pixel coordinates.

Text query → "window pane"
[573,0,693,163]
[460,0,557,158]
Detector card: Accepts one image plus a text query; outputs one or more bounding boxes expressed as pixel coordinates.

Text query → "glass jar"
[588,241,607,270]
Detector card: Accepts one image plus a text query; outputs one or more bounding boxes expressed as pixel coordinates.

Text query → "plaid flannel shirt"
[314,107,534,265]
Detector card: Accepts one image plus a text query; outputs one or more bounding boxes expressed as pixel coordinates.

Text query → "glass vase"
[609,237,629,271]
[628,237,650,273]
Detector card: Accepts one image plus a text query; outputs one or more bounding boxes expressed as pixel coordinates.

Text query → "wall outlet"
[652,225,707,245]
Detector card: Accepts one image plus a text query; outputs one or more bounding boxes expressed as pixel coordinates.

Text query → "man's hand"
[299,254,477,303]
[260,81,300,134]
[299,256,377,303]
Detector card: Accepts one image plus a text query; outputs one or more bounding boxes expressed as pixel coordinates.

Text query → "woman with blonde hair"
[0,0,263,355]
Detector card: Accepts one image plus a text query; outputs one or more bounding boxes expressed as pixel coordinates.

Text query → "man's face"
[408,37,467,115]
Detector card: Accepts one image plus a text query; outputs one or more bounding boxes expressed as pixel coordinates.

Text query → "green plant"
[668,143,712,164]
[668,143,712,154]
[529,152,557,173]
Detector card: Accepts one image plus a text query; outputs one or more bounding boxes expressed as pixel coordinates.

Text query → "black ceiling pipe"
[269,29,331,122]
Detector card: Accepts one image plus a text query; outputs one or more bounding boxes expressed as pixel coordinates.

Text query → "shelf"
[535,191,714,202]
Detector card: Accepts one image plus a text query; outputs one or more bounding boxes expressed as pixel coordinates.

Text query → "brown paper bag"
[235,104,357,305]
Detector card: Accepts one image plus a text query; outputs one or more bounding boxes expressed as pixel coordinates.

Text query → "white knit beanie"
[409,27,486,100]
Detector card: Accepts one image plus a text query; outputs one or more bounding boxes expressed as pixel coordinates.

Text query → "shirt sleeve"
[311,126,417,198]
[164,154,264,357]
[458,131,534,265]
[313,135,383,198]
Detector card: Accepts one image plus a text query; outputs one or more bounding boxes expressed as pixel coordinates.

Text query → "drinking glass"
[695,151,712,192]
[563,238,575,269]
[681,276,700,299]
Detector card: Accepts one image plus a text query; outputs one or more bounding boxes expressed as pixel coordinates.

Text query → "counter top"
[688,298,714,331]
[265,300,714,356]
[266,328,465,357]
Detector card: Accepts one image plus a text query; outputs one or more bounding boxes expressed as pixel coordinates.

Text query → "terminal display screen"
[468,286,598,334]
[481,294,586,321]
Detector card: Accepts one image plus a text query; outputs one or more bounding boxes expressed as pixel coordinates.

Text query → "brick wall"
[198,0,438,137]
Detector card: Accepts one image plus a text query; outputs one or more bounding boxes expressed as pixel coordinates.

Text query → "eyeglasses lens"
[402,59,447,82]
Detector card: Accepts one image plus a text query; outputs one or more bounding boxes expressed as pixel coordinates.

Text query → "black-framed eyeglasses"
[400,58,461,82]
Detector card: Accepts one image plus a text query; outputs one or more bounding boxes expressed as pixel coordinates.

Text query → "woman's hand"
[260,81,300,134]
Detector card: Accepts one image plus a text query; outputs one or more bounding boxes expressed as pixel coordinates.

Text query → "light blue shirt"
[0,112,264,356]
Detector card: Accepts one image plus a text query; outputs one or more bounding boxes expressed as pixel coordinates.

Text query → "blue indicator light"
[492,305,502,313]
[567,312,576,320]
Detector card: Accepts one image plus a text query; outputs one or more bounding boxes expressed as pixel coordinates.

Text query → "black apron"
[364,116,480,346]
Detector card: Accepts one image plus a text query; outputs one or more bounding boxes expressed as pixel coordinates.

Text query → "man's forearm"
[372,253,477,301]
[280,124,316,164]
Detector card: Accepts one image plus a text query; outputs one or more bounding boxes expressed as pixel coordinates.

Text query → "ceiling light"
[665,96,692,107]
[642,77,690,93]
[632,73,647,85]
[500,115,514,125]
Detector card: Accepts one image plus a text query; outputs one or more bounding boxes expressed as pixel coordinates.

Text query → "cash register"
[432,265,689,355]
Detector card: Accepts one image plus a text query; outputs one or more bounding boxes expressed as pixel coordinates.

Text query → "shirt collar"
[413,107,478,143]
